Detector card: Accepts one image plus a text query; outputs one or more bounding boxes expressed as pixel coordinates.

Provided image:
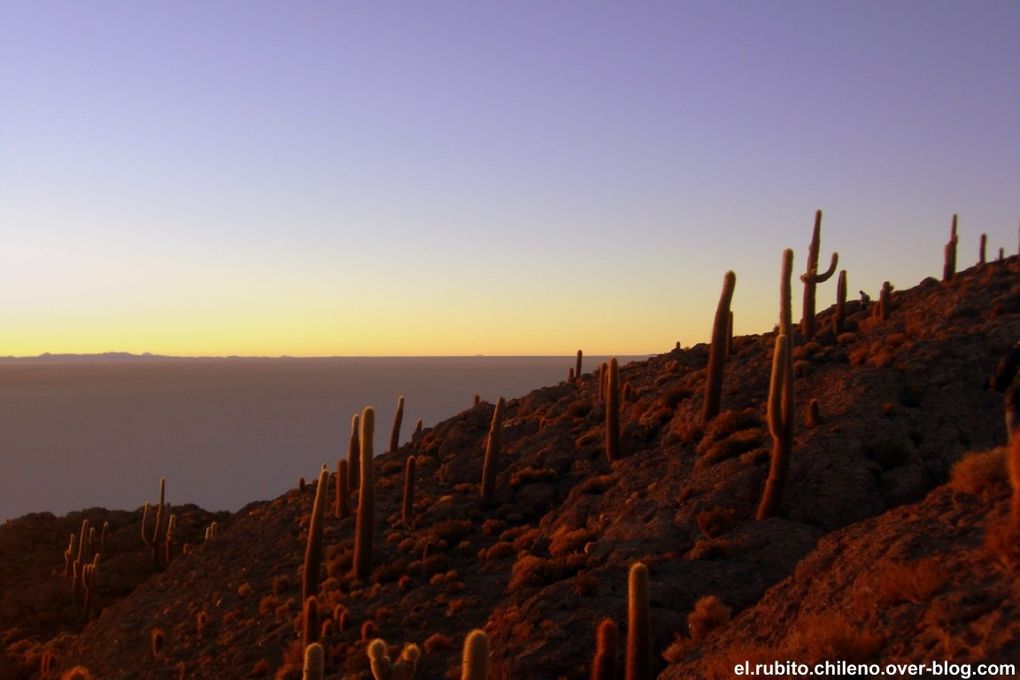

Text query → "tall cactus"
[605,358,620,463]
[303,595,320,648]
[303,467,328,603]
[481,397,506,503]
[348,413,361,492]
[757,250,795,520]
[800,210,839,338]
[591,618,618,680]
[980,233,987,265]
[389,396,405,453]
[626,562,651,680]
[352,407,375,580]
[402,456,416,527]
[833,269,847,335]
[575,349,583,382]
[336,459,350,519]
[462,629,489,680]
[943,214,959,282]
[703,271,737,423]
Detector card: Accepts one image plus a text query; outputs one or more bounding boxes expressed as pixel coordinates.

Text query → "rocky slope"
[5,252,1019,679]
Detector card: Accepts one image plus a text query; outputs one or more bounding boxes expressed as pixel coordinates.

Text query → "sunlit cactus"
[800,209,838,338]
[353,407,375,579]
[703,271,737,423]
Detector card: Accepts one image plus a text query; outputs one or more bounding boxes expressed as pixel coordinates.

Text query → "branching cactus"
[462,629,489,680]
[402,456,416,527]
[800,210,839,338]
[353,407,376,580]
[626,562,651,680]
[303,467,329,602]
[758,250,795,520]
[943,214,959,282]
[481,397,506,503]
[591,617,618,680]
[389,396,405,453]
[605,358,620,463]
[367,639,421,680]
[703,271,737,423]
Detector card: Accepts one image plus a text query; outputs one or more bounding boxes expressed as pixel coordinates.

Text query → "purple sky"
[2,2,1018,355]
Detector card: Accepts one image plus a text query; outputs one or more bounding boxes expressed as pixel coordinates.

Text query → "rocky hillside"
[4,250,1019,679]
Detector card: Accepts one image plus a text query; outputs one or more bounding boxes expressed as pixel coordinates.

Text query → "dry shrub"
[688,537,734,561]
[949,448,1007,500]
[251,659,270,676]
[508,553,586,592]
[670,418,705,446]
[424,632,455,654]
[372,558,410,584]
[271,574,292,595]
[511,527,540,551]
[430,519,474,545]
[482,519,506,536]
[572,571,599,596]
[689,595,732,641]
[783,614,883,663]
[661,386,693,410]
[574,475,616,496]
[478,541,517,562]
[549,526,595,556]
[259,595,282,616]
[510,466,557,488]
[875,558,946,605]
[662,634,695,664]
[60,668,95,680]
[236,582,252,598]
[696,508,738,538]
[699,430,764,465]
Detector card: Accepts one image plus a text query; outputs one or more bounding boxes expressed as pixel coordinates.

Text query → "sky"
[2,2,1018,357]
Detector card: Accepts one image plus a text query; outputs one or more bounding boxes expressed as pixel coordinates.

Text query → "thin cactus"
[626,562,651,680]
[303,467,329,602]
[389,395,405,453]
[605,358,620,463]
[348,413,361,492]
[833,269,847,335]
[980,233,987,265]
[402,456,416,527]
[303,595,320,648]
[943,214,958,282]
[591,617,618,680]
[303,642,324,680]
[481,397,506,503]
[462,629,489,680]
[336,459,350,519]
[757,249,795,520]
[412,418,423,440]
[703,271,737,422]
[575,349,583,381]
[1010,432,1020,535]
[800,209,839,338]
[353,407,375,580]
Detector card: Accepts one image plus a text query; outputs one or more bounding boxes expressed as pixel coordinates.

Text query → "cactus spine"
[348,413,361,492]
[353,407,375,580]
[389,395,405,453]
[943,214,958,282]
[626,562,651,680]
[757,251,795,520]
[481,397,506,503]
[402,455,416,527]
[703,271,737,423]
[833,269,847,335]
[800,210,839,339]
[303,642,324,680]
[605,358,620,463]
[591,617,618,680]
[303,467,328,603]
[462,629,489,680]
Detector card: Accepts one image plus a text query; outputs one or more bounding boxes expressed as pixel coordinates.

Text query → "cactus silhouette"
[481,397,506,503]
[353,407,375,579]
[336,459,350,519]
[348,413,361,492]
[757,251,795,520]
[833,269,847,335]
[303,467,328,603]
[575,349,583,381]
[800,210,838,338]
[703,271,737,423]
[626,562,651,680]
[943,214,958,281]
[389,395,404,453]
[402,455,416,527]
[606,358,621,463]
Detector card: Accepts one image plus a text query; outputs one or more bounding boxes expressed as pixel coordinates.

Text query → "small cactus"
[303,642,324,680]
[805,398,821,428]
[943,214,959,282]
[626,563,651,680]
[481,397,506,503]
[303,595,320,647]
[980,233,987,265]
[575,349,583,381]
[353,407,376,580]
[389,395,405,453]
[336,459,350,518]
[591,617,618,680]
[402,456,416,527]
[367,639,421,680]
[462,629,489,680]
[703,271,737,423]
[605,358,620,463]
[413,418,423,440]
[303,467,328,603]
[833,269,847,335]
